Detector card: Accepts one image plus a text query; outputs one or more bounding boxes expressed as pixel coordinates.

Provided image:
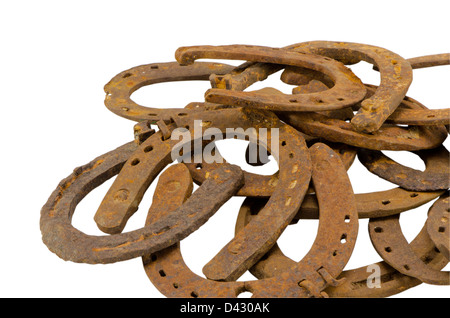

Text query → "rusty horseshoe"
[143,143,358,297]
[175,44,367,112]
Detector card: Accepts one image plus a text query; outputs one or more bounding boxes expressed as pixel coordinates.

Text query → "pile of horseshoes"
[40,41,449,298]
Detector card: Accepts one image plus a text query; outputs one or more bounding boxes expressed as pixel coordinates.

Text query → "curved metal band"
[235,197,449,296]
[103,61,235,122]
[279,84,448,151]
[372,53,450,126]
[426,192,450,260]
[41,108,313,268]
[326,224,448,297]
[175,44,367,112]
[143,143,358,297]
[369,212,450,285]
[358,145,450,191]
[247,188,444,222]
[282,41,413,133]
[202,41,412,133]
[40,139,244,264]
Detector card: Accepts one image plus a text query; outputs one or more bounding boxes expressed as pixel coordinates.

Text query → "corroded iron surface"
[143,143,358,297]
[358,146,450,191]
[41,41,449,298]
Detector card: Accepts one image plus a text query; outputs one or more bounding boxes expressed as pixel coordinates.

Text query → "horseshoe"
[250,83,447,151]
[283,66,449,127]
[426,192,450,260]
[175,44,367,112]
[40,138,244,264]
[182,87,355,198]
[297,188,445,220]
[326,223,448,297]
[202,41,412,133]
[143,143,358,297]
[87,107,310,268]
[103,61,235,122]
[236,196,449,296]
[282,41,414,133]
[372,54,450,126]
[41,107,310,264]
[277,80,448,151]
[369,213,450,285]
[280,105,447,152]
[358,145,450,191]
[143,163,247,297]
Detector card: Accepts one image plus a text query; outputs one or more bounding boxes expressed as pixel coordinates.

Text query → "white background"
[0,1,449,298]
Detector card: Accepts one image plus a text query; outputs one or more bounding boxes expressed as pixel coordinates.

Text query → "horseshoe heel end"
[351,111,383,133]
[175,46,199,66]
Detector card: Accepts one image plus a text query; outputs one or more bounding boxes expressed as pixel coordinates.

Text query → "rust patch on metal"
[175,44,367,112]
[369,214,450,285]
[426,192,450,260]
[40,138,244,264]
[143,143,358,297]
[358,145,450,191]
[41,41,450,297]
[104,61,235,123]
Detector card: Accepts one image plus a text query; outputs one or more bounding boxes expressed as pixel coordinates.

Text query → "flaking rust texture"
[41,41,449,298]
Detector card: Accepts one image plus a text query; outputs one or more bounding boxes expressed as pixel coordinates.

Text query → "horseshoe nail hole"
[340,234,347,244]
[434,247,441,253]
[144,146,153,153]
[122,72,133,78]
[438,226,445,233]
[121,107,129,111]
[196,163,202,170]
[159,270,166,277]
[151,65,159,69]
[148,113,158,117]
[173,283,179,289]
[151,254,157,262]
[289,99,297,103]
[332,250,338,257]
[178,112,188,116]
[130,158,140,166]
[403,265,410,271]
[317,99,324,104]
[281,141,287,146]
[374,227,383,233]
[410,193,419,198]
[289,153,294,158]
[337,98,345,101]
[344,215,350,223]
[190,291,198,298]
[381,200,391,205]
[427,115,435,118]
[422,255,433,264]
[385,247,392,253]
